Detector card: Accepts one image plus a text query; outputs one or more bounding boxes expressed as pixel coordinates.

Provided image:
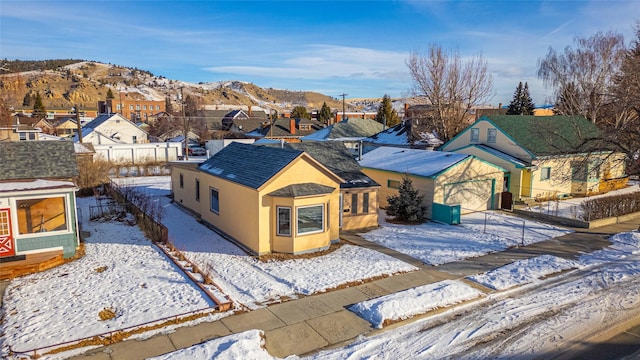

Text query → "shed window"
[541,167,551,181]
[487,128,497,143]
[470,128,479,143]
[297,204,324,235]
[387,180,401,189]
[210,188,219,214]
[17,197,68,234]
[277,207,291,236]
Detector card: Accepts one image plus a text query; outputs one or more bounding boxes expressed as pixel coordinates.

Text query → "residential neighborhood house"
[72,113,149,145]
[171,142,343,255]
[359,146,505,218]
[300,117,384,156]
[440,115,627,202]
[245,118,324,143]
[0,141,80,278]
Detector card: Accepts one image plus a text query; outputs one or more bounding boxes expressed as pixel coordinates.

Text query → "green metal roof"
[481,115,606,157]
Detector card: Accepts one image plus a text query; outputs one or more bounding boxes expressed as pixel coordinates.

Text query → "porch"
[0,249,64,280]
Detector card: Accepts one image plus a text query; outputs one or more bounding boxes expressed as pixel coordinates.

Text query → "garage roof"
[359,147,470,178]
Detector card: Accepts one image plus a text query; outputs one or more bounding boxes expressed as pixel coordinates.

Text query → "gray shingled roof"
[268,183,335,197]
[198,142,303,189]
[0,141,78,180]
[266,141,379,189]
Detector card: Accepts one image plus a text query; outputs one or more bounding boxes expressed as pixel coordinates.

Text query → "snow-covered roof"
[464,144,530,168]
[359,147,469,178]
[0,179,76,192]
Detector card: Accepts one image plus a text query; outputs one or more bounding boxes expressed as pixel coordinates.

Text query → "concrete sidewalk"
[71,215,640,359]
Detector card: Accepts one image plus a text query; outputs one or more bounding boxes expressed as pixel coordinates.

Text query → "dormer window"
[470,128,479,143]
[487,128,497,143]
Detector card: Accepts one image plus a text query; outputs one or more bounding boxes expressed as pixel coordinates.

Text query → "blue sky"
[1,1,639,105]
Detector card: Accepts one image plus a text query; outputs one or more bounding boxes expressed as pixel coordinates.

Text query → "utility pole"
[338,93,348,123]
[75,104,82,143]
[181,87,188,160]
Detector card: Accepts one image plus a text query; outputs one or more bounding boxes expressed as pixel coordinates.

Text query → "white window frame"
[296,204,324,236]
[540,167,551,181]
[14,194,71,238]
[487,128,497,143]
[210,187,220,214]
[470,128,479,143]
[276,206,291,236]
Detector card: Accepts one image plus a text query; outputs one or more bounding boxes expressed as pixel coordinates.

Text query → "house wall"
[340,187,379,231]
[93,116,149,144]
[529,158,574,199]
[361,168,436,218]
[433,157,504,213]
[260,156,341,253]
[0,189,78,258]
[453,146,523,197]
[442,119,533,162]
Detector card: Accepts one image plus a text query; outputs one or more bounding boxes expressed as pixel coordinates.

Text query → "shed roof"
[359,146,469,178]
[198,142,303,189]
[0,141,78,180]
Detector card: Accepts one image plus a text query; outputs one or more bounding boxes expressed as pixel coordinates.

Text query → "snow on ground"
[149,329,275,360]
[361,210,571,265]
[525,182,640,219]
[152,230,640,360]
[467,255,578,290]
[112,177,417,309]
[349,280,484,329]
[0,196,219,358]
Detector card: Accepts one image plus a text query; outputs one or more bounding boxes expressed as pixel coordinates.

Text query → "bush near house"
[581,191,640,221]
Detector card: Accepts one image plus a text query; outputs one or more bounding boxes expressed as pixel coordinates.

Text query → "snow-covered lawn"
[360,210,572,265]
[525,182,640,219]
[0,196,222,358]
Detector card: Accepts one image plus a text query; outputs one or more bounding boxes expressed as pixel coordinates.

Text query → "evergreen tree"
[318,102,332,123]
[32,92,46,118]
[506,82,535,115]
[290,105,311,119]
[106,88,115,99]
[22,92,33,107]
[375,94,400,126]
[385,175,426,224]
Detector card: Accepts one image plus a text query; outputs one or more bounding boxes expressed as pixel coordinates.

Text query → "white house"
[72,113,149,145]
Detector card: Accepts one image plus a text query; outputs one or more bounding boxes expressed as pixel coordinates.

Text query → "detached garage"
[359,147,506,218]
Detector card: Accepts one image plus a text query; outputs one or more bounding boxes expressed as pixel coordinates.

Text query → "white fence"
[93,143,183,163]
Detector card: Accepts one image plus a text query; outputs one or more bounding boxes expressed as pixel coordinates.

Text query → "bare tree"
[406,45,493,142]
[537,31,626,124]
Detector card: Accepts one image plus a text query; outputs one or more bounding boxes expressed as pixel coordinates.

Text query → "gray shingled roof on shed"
[0,141,78,180]
[198,142,303,189]
[268,183,335,197]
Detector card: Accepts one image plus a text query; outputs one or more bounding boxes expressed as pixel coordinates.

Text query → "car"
[185,144,206,156]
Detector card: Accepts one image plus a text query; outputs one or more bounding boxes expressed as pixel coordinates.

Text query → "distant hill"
[0,59,377,114]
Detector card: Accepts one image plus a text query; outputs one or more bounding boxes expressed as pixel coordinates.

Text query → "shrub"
[386,175,427,224]
[581,191,640,221]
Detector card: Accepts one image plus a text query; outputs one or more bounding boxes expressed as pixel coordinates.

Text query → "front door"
[0,208,15,257]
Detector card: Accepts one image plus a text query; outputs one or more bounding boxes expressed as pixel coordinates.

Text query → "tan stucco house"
[171,142,343,255]
[359,147,505,217]
[440,115,627,201]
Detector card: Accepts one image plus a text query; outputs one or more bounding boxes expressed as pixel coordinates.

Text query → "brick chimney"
[290,119,296,135]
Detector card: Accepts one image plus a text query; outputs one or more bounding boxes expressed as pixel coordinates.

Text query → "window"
[129,105,134,110]
[132,135,137,144]
[116,104,121,110]
[156,105,161,110]
[136,105,141,110]
[540,167,551,181]
[297,204,324,235]
[277,207,291,236]
[17,197,68,234]
[487,128,497,143]
[351,193,358,215]
[179,173,184,188]
[363,193,369,214]
[387,180,401,189]
[19,132,26,141]
[195,179,200,201]
[143,105,147,110]
[470,128,479,142]
[210,188,219,214]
